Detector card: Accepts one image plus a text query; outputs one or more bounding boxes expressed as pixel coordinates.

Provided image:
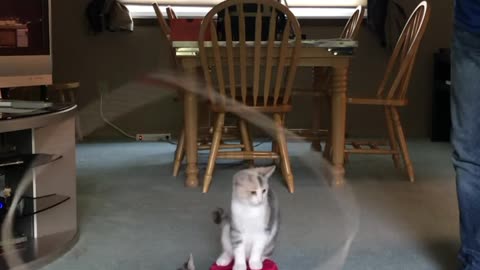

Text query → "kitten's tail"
[212,208,229,225]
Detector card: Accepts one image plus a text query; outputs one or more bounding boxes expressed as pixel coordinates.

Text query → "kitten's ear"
[187,253,195,270]
[233,170,249,185]
[258,165,276,179]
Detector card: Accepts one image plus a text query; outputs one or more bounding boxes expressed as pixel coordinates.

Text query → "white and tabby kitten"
[213,166,279,270]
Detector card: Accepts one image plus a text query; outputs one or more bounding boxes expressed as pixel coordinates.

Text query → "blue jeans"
[452,27,480,270]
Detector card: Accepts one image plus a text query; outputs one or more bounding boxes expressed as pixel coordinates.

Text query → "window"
[124,0,367,19]
[124,0,366,6]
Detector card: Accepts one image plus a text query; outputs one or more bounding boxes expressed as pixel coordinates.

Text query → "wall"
[51,0,453,140]
[51,0,182,139]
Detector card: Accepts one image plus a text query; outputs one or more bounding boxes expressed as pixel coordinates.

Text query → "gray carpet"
[42,140,460,270]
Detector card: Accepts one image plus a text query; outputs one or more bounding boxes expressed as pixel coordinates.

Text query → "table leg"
[311,67,322,152]
[184,91,199,187]
[330,66,348,185]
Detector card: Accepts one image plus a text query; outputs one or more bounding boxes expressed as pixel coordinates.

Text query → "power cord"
[99,92,177,145]
[99,92,136,140]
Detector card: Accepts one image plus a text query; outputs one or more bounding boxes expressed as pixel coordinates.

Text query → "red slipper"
[210,259,278,270]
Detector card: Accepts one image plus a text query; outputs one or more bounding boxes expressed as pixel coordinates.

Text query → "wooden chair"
[292,5,365,149]
[49,82,83,141]
[199,0,302,193]
[152,2,177,37]
[166,6,177,21]
[153,3,188,176]
[152,3,245,177]
[153,3,186,176]
[152,2,171,40]
[335,1,431,182]
[339,5,365,39]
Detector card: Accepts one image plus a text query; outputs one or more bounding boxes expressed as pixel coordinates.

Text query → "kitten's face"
[177,254,195,270]
[233,166,276,206]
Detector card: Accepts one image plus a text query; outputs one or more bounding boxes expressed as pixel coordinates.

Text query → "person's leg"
[451,28,480,270]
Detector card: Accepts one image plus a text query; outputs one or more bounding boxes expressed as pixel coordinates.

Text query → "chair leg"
[272,113,285,165]
[273,113,294,193]
[391,108,415,182]
[272,113,284,162]
[311,95,323,152]
[385,107,401,168]
[322,89,333,161]
[238,119,254,167]
[173,130,186,176]
[270,140,280,167]
[272,141,279,154]
[203,113,225,193]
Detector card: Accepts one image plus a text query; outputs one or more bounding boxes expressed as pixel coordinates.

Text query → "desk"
[172,39,357,187]
[0,103,78,269]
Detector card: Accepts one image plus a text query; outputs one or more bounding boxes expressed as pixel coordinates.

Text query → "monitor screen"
[0,0,52,88]
[0,0,50,55]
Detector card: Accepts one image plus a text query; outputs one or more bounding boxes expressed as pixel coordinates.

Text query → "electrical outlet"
[136,133,172,142]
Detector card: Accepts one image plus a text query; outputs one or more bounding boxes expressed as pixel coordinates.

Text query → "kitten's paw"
[233,263,247,270]
[248,259,263,270]
[216,253,232,266]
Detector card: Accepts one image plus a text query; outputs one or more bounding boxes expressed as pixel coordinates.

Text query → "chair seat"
[209,96,292,113]
[347,97,408,106]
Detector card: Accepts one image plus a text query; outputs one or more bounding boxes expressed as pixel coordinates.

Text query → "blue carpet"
[42,141,459,270]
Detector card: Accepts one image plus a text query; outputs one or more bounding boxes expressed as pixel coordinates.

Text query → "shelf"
[0,153,62,169]
[19,194,70,217]
[0,230,78,269]
[0,235,28,247]
[0,103,75,121]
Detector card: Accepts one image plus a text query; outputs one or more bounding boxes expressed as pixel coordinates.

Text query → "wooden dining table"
[170,39,357,187]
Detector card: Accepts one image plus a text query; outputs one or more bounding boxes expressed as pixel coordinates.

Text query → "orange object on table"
[170,19,211,41]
